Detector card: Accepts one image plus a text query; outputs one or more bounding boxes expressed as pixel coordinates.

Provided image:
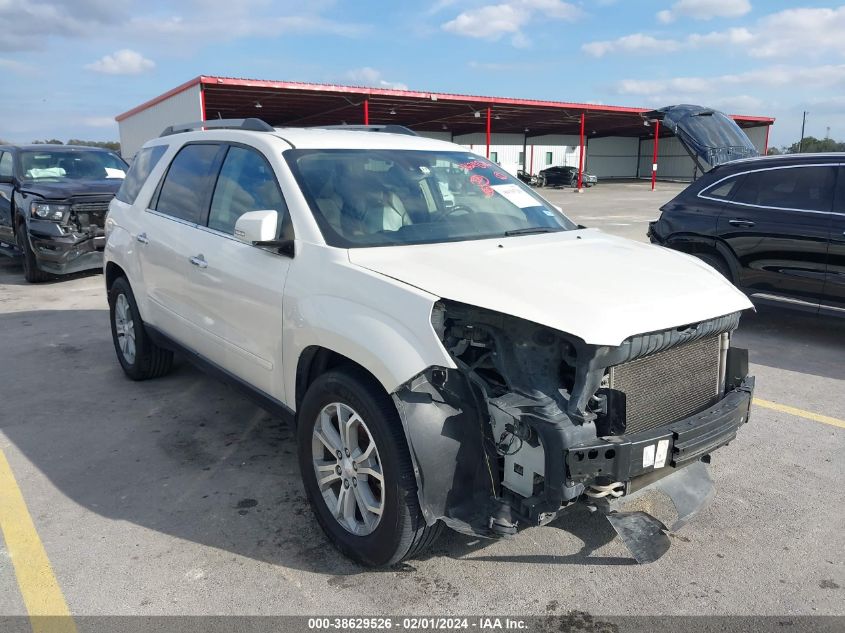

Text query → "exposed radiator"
[71,201,110,228]
[609,334,722,435]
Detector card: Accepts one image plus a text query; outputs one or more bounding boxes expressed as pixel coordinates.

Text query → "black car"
[538,165,597,188]
[0,144,128,282]
[648,105,844,316]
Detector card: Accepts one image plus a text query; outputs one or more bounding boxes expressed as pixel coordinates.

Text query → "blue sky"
[1,0,843,147]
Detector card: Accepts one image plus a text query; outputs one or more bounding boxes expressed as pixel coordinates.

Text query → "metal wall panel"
[586,136,639,179]
[118,84,203,160]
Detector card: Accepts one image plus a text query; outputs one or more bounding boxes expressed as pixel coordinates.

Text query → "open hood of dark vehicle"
[643,104,759,172]
[19,178,122,200]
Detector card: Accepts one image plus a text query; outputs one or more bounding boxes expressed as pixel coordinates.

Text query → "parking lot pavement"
[0,181,843,619]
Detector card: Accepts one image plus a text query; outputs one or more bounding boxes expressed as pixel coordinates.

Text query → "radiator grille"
[609,335,721,434]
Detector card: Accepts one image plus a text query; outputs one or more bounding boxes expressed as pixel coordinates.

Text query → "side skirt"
[146,325,296,427]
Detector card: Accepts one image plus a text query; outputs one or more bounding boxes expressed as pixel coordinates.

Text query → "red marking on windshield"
[493,171,508,181]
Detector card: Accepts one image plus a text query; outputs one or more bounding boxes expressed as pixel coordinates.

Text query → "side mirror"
[234,210,278,243]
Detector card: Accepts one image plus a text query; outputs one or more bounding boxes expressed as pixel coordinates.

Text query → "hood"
[348,229,752,347]
[19,178,122,200]
[643,104,759,172]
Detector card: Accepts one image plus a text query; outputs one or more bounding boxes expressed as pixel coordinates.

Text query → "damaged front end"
[27,197,109,274]
[392,300,754,560]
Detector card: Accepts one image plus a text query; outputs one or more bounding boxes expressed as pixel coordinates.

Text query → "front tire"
[297,368,441,567]
[108,276,173,380]
[16,223,51,283]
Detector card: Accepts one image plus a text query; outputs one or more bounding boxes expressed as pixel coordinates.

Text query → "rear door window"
[207,146,289,236]
[116,145,167,205]
[732,166,836,212]
[154,144,222,223]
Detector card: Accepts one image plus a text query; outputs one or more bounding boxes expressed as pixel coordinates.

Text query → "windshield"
[19,150,127,181]
[285,149,576,247]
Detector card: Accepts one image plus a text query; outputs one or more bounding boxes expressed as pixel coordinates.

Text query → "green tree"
[786,136,845,153]
[32,139,64,145]
[66,139,121,152]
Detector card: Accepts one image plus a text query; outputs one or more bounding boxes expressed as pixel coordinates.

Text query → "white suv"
[104,119,755,567]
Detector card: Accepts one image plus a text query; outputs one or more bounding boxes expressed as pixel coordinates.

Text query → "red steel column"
[486,107,492,158]
[651,119,660,191]
[364,99,369,125]
[577,112,585,189]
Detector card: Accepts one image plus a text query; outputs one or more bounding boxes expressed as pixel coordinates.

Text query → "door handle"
[189,254,208,269]
[728,219,755,228]
[136,232,149,244]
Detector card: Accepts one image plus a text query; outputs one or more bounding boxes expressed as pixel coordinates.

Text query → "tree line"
[0,139,120,152]
[766,136,845,155]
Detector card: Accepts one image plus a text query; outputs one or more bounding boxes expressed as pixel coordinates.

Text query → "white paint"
[642,444,655,468]
[107,125,752,410]
[654,439,670,469]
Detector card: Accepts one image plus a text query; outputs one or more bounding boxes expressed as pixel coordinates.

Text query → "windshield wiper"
[504,227,557,236]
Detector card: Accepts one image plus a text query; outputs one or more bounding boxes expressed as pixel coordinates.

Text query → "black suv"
[0,144,128,282]
[647,105,843,316]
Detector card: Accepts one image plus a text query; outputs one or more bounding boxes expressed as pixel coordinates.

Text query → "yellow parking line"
[754,398,845,430]
[0,449,76,633]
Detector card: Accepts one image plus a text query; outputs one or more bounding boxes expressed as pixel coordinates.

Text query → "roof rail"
[159,118,274,137]
[313,124,419,137]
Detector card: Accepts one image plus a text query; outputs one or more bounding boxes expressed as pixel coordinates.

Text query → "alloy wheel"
[311,402,384,536]
[114,293,136,364]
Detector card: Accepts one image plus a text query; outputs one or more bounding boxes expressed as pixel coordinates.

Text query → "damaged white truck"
[104,119,755,567]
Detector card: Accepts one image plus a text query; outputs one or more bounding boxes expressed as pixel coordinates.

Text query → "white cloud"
[0,1,367,52]
[441,0,581,46]
[657,0,751,23]
[614,65,845,99]
[746,7,845,58]
[81,116,118,128]
[585,5,845,60]
[85,49,154,75]
[0,58,36,74]
[345,67,408,91]
[582,33,680,57]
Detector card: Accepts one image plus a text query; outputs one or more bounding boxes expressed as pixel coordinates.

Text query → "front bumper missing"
[565,376,754,488]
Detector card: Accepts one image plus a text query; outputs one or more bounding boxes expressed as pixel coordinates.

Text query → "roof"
[717,151,845,169]
[271,126,457,150]
[117,75,775,139]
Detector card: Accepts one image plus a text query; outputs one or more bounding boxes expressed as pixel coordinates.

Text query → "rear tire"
[16,223,51,283]
[297,367,441,567]
[694,252,732,282]
[108,276,173,380]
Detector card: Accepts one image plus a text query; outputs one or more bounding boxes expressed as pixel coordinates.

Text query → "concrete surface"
[0,181,842,617]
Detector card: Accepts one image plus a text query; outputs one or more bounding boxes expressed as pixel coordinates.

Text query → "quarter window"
[116,145,167,205]
[732,166,836,212]
[702,175,743,200]
[0,152,12,179]
[155,144,222,223]
[208,146,288,236]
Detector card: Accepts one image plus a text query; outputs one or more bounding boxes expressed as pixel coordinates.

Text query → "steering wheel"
[437,204,475,219]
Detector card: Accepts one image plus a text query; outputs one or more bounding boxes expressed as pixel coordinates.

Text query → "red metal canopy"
[116,75,774,140]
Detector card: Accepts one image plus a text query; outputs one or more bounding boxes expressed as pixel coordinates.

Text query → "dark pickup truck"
[0,144,128,282]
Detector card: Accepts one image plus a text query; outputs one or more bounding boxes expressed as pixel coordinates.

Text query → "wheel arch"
[662,233,740,284]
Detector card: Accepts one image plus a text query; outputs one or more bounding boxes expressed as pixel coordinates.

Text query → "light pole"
[798,111,808,153]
